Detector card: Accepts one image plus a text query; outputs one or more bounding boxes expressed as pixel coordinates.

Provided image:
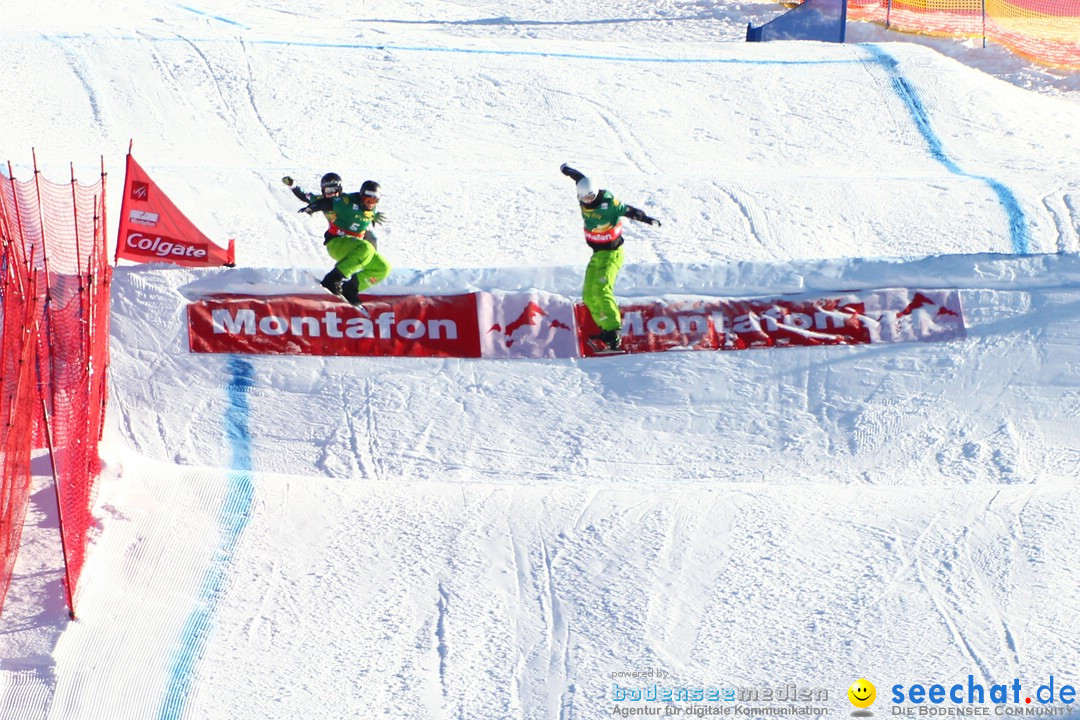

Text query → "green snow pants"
[583,247,624,332]
[326,235,391,289]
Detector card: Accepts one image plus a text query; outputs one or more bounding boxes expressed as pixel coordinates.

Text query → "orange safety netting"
[0,161,111,618]
[848,0,1080,69]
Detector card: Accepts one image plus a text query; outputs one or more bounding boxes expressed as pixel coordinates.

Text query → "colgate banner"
[575,289,965,357]
[115,152,235,267]
[188,293,481,357]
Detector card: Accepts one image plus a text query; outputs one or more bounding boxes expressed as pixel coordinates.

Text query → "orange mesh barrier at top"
[847,0,1080,69]
[986,0,1080,68]
[0,162,111,618]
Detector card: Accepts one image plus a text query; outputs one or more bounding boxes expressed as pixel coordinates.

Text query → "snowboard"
[310,273,371,317]
[584,335,627,356]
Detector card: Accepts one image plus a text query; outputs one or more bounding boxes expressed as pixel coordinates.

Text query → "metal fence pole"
[982,0,987,48]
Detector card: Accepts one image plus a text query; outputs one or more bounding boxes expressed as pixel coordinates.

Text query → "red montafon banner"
[115,153,235,267]
[574,289,966,358]
[187,287,964,358]
[188,293,481,357]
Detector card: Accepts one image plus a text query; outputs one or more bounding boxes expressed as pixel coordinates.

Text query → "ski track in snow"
[1042,188,1080,254]
[539,538,572,720]
[178,37,235,128]
[436,580,450,701]
[49,36,104,132]
[715,181,771,258]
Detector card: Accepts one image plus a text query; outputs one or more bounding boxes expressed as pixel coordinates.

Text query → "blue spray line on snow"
[175,4,249,29]
[864,45,1029,254]
[250,38,858,65]
[45,32,856,66]
[158,356,255,720]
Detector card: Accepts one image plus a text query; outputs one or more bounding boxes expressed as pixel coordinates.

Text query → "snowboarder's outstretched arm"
[560,163,585,183]
[281,175,316,203]
[298,197,333,215]
[624,205,662,227]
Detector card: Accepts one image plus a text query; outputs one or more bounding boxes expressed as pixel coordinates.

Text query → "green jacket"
[298,189,377,238]
[579,190,629,250]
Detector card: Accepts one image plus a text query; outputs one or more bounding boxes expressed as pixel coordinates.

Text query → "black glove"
[282,176,294,186]
[560,163,584,181]
[371,211,388,225]
[626,206,660,226]
[299,202,318,215]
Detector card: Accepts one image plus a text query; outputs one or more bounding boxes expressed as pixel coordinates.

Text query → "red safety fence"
[0,156,111,618]
[0,217,41,614]
[847,0,1080,69]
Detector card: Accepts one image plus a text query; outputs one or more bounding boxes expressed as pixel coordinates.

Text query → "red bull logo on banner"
[478,291,578,358]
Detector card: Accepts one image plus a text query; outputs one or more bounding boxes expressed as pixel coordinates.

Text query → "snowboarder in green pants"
[283,172,390,307]
[560,163,661,351]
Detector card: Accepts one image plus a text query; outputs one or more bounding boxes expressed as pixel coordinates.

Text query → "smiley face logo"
[848,678,876,709]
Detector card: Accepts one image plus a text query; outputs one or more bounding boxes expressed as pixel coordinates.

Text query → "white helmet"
[576,176,597,202]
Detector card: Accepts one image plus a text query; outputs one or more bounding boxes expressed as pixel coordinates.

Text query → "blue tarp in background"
[747,0,847,43]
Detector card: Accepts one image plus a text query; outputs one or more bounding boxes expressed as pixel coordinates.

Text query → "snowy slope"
[4,7,1080,267]
[3,0,1080,719]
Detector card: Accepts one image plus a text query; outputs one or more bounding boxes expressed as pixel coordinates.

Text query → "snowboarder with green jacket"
[283,172,390,307]
[560,163,661,352]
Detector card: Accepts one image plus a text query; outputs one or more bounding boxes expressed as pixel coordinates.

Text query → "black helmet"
[359,180,381,201]
[321,172,343,197]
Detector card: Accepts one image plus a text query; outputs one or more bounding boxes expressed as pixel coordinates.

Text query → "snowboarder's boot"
[320,267,346,296]
[340,274,362,306]
[600,329,621,351]
[590,329,621,352]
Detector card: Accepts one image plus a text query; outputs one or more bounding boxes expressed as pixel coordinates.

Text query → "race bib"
[584,226,623,244]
